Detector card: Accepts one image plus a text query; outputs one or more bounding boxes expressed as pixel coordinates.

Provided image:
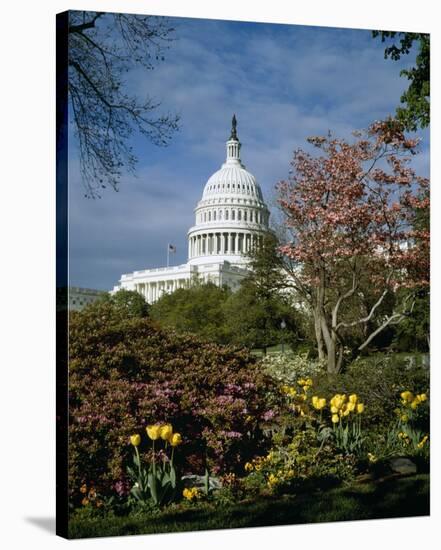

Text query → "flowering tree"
[277,119,429,373]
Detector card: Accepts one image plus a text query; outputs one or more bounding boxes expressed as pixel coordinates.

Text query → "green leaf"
[148,472,158,505]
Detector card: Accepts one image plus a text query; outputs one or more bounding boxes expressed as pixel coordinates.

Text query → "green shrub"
[259,352,325,386]
[68,301,281,503]
[312,355,429,432]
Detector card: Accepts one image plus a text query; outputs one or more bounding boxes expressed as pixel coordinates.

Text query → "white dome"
[203,163,264,202]
[187,116,269,267]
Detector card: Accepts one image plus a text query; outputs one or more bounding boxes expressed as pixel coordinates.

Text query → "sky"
[68,15,430,290]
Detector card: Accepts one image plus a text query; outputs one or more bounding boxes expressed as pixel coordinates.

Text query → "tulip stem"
[134,446,142,488]
[152,440,156,477]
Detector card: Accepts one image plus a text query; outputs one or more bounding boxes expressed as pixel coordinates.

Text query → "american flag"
[168,244,176,253]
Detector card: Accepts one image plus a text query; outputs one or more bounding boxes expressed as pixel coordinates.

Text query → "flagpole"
[167,244,169,268]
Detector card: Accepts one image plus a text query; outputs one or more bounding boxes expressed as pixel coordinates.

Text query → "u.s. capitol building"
[112,117,270,303]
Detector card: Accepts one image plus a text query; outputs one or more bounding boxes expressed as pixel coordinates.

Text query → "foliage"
[372,32,430,131]
[68,301,280,500]
[149,282,232,344]
[150,275,306,352]
[222,280,302,352]
[394,290,429,352]
[312,355,429,432]
[260,352,325,387]
[243,426,356,496]
[95,289,149,318]
[65,11,180,197]
[277,119,429,372]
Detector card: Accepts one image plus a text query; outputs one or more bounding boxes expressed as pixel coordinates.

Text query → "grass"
[68,473,429,539]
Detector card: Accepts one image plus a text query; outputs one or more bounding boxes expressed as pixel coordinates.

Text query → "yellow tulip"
[417,393,427,403]
[349,394,358,404]
[130,434,141,446]
[343,408,350,417]
[410,400,419,410]
[330,405,339,414]
[400,391,414,403]
[170,433,182,447]
[347,402,356,412]
[183,487,200,501]
[331,414,339,424]
[317,398,326,410]
[146,424,161,440]
[267,473,278,486]
[244,462,254,472]
[356,403,365,414]
[159,423,173,441]
[400,414,409,423]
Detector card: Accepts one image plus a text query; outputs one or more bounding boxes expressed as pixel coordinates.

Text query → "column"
[228,233,232,254]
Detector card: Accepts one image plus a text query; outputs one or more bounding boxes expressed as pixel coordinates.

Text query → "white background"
[0,1,438,548]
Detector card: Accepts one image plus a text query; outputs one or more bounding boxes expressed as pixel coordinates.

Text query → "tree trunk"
[314,310,325,361]
[320,313,343,374]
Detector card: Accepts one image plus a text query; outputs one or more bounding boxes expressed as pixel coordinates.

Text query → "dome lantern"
[226,114,241,165]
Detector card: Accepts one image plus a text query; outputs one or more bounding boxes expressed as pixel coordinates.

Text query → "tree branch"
[69,12,104,34]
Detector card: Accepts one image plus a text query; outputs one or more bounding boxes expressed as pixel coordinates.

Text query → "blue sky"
[68,15,430,290]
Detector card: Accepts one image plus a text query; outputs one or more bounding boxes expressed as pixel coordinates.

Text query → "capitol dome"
[187,115,270,267]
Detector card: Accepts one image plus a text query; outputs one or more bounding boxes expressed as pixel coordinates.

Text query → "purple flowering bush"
[68,302,280,500]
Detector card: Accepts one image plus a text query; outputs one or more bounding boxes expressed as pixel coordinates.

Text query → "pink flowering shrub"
[68,302,280,498]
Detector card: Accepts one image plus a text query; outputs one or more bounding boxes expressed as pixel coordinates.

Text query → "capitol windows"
[244,210,247,222]
[238,210,242,221]
[208,211,211,221]
[232,210,236,220]
[225,210,229,220]
[218,210,222,220]
[250,211,253,222]
[213,211,216,221]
